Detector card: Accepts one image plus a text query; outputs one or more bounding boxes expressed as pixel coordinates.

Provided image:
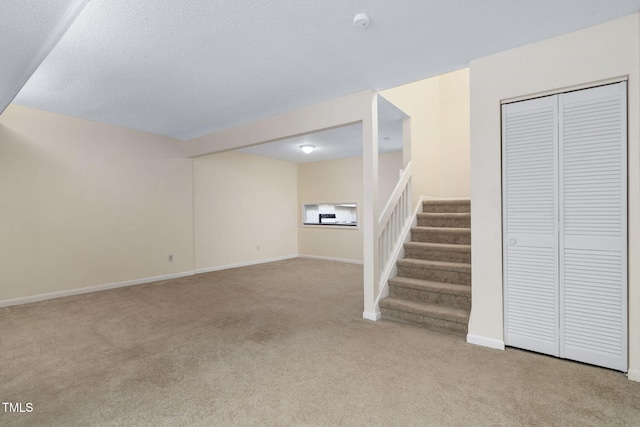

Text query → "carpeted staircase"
[380,199,471,336]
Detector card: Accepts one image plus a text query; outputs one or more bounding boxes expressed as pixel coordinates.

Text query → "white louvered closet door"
[503,82,627,372]
[559,83,627,371]
[502,96,559,357]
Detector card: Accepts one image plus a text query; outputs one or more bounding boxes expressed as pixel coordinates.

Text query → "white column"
[402,117,412,169]
[363,93,380,320]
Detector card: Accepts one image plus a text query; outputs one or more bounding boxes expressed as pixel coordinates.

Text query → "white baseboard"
[628,369,640,382]
[0,271,195,308]
[195,254,298,274]
[363,310,381,321]
[466,334,505,350]
[297,254,363,265]
[0,254,359,308]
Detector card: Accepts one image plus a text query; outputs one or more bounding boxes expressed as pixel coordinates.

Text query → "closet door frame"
[502,81,628,372]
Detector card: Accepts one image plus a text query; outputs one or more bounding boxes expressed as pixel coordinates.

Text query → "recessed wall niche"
[302,203,357,228]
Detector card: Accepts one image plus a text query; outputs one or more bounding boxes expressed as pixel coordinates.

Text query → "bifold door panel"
[502,82,627,372]
[502,96,559,356]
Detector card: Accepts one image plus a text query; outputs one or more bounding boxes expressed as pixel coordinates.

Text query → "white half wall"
[469,14,640,376]
[0,105,194,301]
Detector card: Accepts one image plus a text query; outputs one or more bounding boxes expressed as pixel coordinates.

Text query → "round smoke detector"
[353,13,370,28]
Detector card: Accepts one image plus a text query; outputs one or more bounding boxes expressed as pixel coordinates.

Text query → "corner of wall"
[466,334,505,351]
[628,369,640,382]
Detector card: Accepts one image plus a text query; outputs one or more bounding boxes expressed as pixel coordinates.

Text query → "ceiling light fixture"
[300,144,316,154]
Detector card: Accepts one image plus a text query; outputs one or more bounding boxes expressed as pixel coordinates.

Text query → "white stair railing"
[376,162,413,303]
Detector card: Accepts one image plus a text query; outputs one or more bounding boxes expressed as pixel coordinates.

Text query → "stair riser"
[381,308,468,336]
[404,247,471,263]
[422,203,470,214]
[389,286,471,310]
[411,230,471,245]
[397,265,471,285]
[417,217,470,228]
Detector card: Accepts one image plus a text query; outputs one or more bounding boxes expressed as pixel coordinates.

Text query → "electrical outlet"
[168,254,174,262]
[256,245,260,251]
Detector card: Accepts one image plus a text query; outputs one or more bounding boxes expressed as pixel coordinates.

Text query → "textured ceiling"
[0,0,87,114]
[7,0,640,141]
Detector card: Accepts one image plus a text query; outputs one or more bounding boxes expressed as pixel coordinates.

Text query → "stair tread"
[383,198,472,333]
[412,226,470,233]
[423,199,470,205]
[389,277,471,295]
[422,200,471,214]
[404,241,471,252]
[380,298,470,323]
[417,212,470,218]
[397,258,471,272]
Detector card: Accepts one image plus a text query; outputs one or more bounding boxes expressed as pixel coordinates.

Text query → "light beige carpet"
[1,258,639,426]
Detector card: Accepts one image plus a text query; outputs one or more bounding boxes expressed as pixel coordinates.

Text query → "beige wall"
[297,151,402,262]
[439,70,471,198]
[378,151,405,211]
[0,105,194,301]
[468,14,640,378]
[381,68,470,205]
[194,151,298,270]
[298,156,363,262]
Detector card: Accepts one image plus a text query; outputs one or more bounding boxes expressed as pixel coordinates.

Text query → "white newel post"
[363,93,380,320]
[402,117,412,169]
